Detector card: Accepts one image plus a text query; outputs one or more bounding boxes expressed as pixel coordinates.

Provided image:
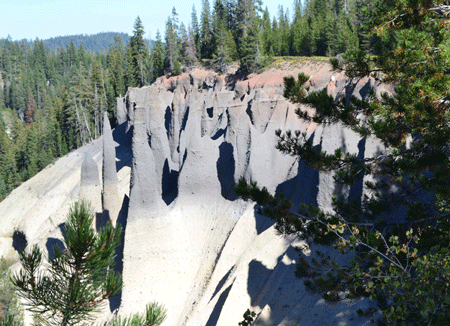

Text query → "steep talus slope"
[0,62,387,325]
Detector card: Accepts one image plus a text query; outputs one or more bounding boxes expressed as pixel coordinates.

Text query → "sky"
[1,0,296,41]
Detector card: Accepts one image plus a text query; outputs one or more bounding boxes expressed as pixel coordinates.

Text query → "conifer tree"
[200,0,213,59]
[66,41,78,69]
[185,26,199,67]
[238,18,260,74]
[238,0,450,324]
[24,91,35,124]
[12,201,122,326]
[151,30,165,80]
[107,36,126,98]
[261,7,274,57]
[191,5,200,45]
[77,44,88,70]
[127,16,148,87]
[164,8,181,74]
[191,5,201,54]
[0,257,23,325]
[236,0,260,74]
[211,0,232,71]
[0,119,20,200]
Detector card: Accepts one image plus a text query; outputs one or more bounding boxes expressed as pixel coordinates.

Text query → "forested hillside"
[41,32,131,53]
[0,0,371,201]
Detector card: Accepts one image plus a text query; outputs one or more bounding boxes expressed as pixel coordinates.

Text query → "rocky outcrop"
[80,153,101,212]
[118,64,385,325]
[116,97,127,125]
[0,62,388,326]
[102,112,120,227]
[127,105,167,218]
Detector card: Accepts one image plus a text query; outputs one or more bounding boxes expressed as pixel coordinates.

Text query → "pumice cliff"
[0,61,389,325]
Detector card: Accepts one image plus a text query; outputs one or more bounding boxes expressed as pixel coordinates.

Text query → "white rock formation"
[80,153,101,212]
[0,63,387,325]
[102,111,121,227]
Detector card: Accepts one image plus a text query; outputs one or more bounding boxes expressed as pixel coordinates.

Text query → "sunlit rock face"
[0,63,388,325]
[119,65,385,325]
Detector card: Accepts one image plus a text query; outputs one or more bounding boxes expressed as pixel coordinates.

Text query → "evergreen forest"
[41,32,132,53]
[0,0,372,200]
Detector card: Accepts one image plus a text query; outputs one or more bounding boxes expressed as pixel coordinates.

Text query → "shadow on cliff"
[12,230,28,253]
[342,77,371,104]
[349,138,366,205]
[162,159,179,206]
[274,132,319,210]
[225,70,247,90]
[253,209,275,235]
[109,194,129,312]
[245,246,299,325]
[205,283,234,326]
[46,238,65,259]
[96,211,110,231]
[113,121,133,171]
[205,244,299,325]
[217,142,238,201]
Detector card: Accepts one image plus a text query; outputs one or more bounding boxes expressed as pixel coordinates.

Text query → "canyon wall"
[0,61,386,325]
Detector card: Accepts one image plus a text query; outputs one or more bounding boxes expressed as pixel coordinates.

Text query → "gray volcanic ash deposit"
[0,62,388,325]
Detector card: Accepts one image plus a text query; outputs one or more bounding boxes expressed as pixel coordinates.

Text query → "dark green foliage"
[237,19,260,75]
[150,30,165,80]
[173,60,182,76]
[41,32,131,53]
[191,5,200,50]
[237,0,450,324]
[237,309,256,326]
[0,258,23,325]
[11,201,122,326]
[200,0,213,60]
[0,19,156,201]
[127,17,148,88]
[0,314,21,326]
[107,35,126,99]
[164,8,182,74]
[105,302,167,326]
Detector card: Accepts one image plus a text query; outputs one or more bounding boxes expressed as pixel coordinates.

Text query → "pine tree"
[69,63,94,146]
[333,12,359,55]
[107,36,126,98]
[211,0,232,72]
[151,30,165,80]
[77,44,89,70]
[200,0,213,59]
[179,22,188,61]
[191,5,201,54]
[24,91,35,124]
[185,26,199,67]
[66,41,78,69]
[261,7,274,56]
[238,18,260,74]
[127,16,148,87]
[12,201,122,326]
[164,8,181,74]
[0,258,23,324]
[239,0,450,324]
[90,57,104,137]
[277,6,290,56]
[0,118,20,199]
[236,0,260,74]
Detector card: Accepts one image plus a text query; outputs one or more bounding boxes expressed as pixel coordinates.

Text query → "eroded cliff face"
[0,62,387,325]
[118,63,385,325]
